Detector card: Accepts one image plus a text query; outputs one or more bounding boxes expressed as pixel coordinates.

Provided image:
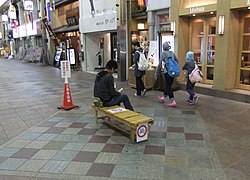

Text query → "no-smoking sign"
[136,123,148,143]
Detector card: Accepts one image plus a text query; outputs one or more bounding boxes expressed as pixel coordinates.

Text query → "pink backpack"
[189,63,203,83]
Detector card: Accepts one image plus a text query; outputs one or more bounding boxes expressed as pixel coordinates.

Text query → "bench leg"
[130,128,135,144]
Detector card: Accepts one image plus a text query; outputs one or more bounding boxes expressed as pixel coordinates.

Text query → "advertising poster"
[68,48,76,65]
[161,35,175,52]
[80,0,117,33]
[148,41,158,67]
[54,47,62,62]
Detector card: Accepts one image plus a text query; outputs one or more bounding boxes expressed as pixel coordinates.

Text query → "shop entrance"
[190,16,216,84]
[237,12,250,90]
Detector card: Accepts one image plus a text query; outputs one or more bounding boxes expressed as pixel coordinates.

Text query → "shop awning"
[53,25,79,33]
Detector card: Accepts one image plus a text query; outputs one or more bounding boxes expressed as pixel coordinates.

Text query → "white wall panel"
[79,0,117,33]
[147,0,170,11]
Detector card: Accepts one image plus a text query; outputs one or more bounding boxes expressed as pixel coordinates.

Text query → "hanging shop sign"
[24,0,34,11]
[80,0,117,33]
[13,22,37,38]
[8,5,17,19]
[2,15,8,22]
[42,18,59,46]
[46,0,51,23]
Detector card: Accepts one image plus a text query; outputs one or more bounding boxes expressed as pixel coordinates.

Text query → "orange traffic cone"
[58,82,79,111]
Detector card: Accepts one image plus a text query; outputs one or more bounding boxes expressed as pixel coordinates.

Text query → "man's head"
[105,60,118,73]
[134,41,141,48]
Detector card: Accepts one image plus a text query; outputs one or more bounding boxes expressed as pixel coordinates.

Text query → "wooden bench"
[92,97,154,144]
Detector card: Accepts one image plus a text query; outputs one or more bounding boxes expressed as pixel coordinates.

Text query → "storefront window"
[207,36,215,65]
[206,18,216,80]
[240,17,250,85]
[191,16,216,83]
[242,36,250,51]
[191,21,204,64]
[244,18,250,33]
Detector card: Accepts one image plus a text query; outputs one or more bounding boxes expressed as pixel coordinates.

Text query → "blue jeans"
[186,78,195,101]
[104,94,134,111]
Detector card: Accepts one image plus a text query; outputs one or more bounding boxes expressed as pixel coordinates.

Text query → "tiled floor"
[0,60,249,179]
[0,107,226,179]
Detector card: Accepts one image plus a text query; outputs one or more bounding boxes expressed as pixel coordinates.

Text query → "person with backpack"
[182,51,199,105]
[133,41,147,97]
[156,41,179,107]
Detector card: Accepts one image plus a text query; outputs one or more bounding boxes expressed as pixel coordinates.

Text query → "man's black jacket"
[94,71,120,102]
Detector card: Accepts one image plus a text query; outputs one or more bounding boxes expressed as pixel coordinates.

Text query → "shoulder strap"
[163,51,173,59]
[169,51,174,59]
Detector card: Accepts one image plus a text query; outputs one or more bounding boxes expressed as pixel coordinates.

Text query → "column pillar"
[148,11,155,41]
[214,0,239,90]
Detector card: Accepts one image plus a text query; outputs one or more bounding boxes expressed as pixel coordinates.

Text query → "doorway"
[190,16,216,84]
[111,32,118,61]
[237,12,250,90]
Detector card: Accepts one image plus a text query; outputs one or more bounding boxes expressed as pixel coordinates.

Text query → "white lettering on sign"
[60,60,71,78]
[189,6,205,13]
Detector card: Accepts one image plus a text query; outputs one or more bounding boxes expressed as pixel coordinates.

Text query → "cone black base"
[57,105,80,111]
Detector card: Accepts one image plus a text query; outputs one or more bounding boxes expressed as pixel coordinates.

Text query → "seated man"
[94,60,134,111]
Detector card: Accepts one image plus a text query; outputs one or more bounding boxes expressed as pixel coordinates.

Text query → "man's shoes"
[142,89,147,96]
[134,93,141,97]
[186,99,194,105]
[158,96,165,103]
[194,96,199,104]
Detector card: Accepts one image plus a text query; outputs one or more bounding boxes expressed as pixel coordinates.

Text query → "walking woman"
[156,42,178,107]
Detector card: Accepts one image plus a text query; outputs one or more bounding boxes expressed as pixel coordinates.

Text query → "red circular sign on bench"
[137,124,148,138]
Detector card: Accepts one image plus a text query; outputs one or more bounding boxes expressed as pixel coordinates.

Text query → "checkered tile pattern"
[0,108,225,179]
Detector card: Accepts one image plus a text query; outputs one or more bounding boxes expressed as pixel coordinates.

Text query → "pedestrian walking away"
[94,60,134,111]
[182,51,200,105]
[156,41,179,107]
[133,41,147,97]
